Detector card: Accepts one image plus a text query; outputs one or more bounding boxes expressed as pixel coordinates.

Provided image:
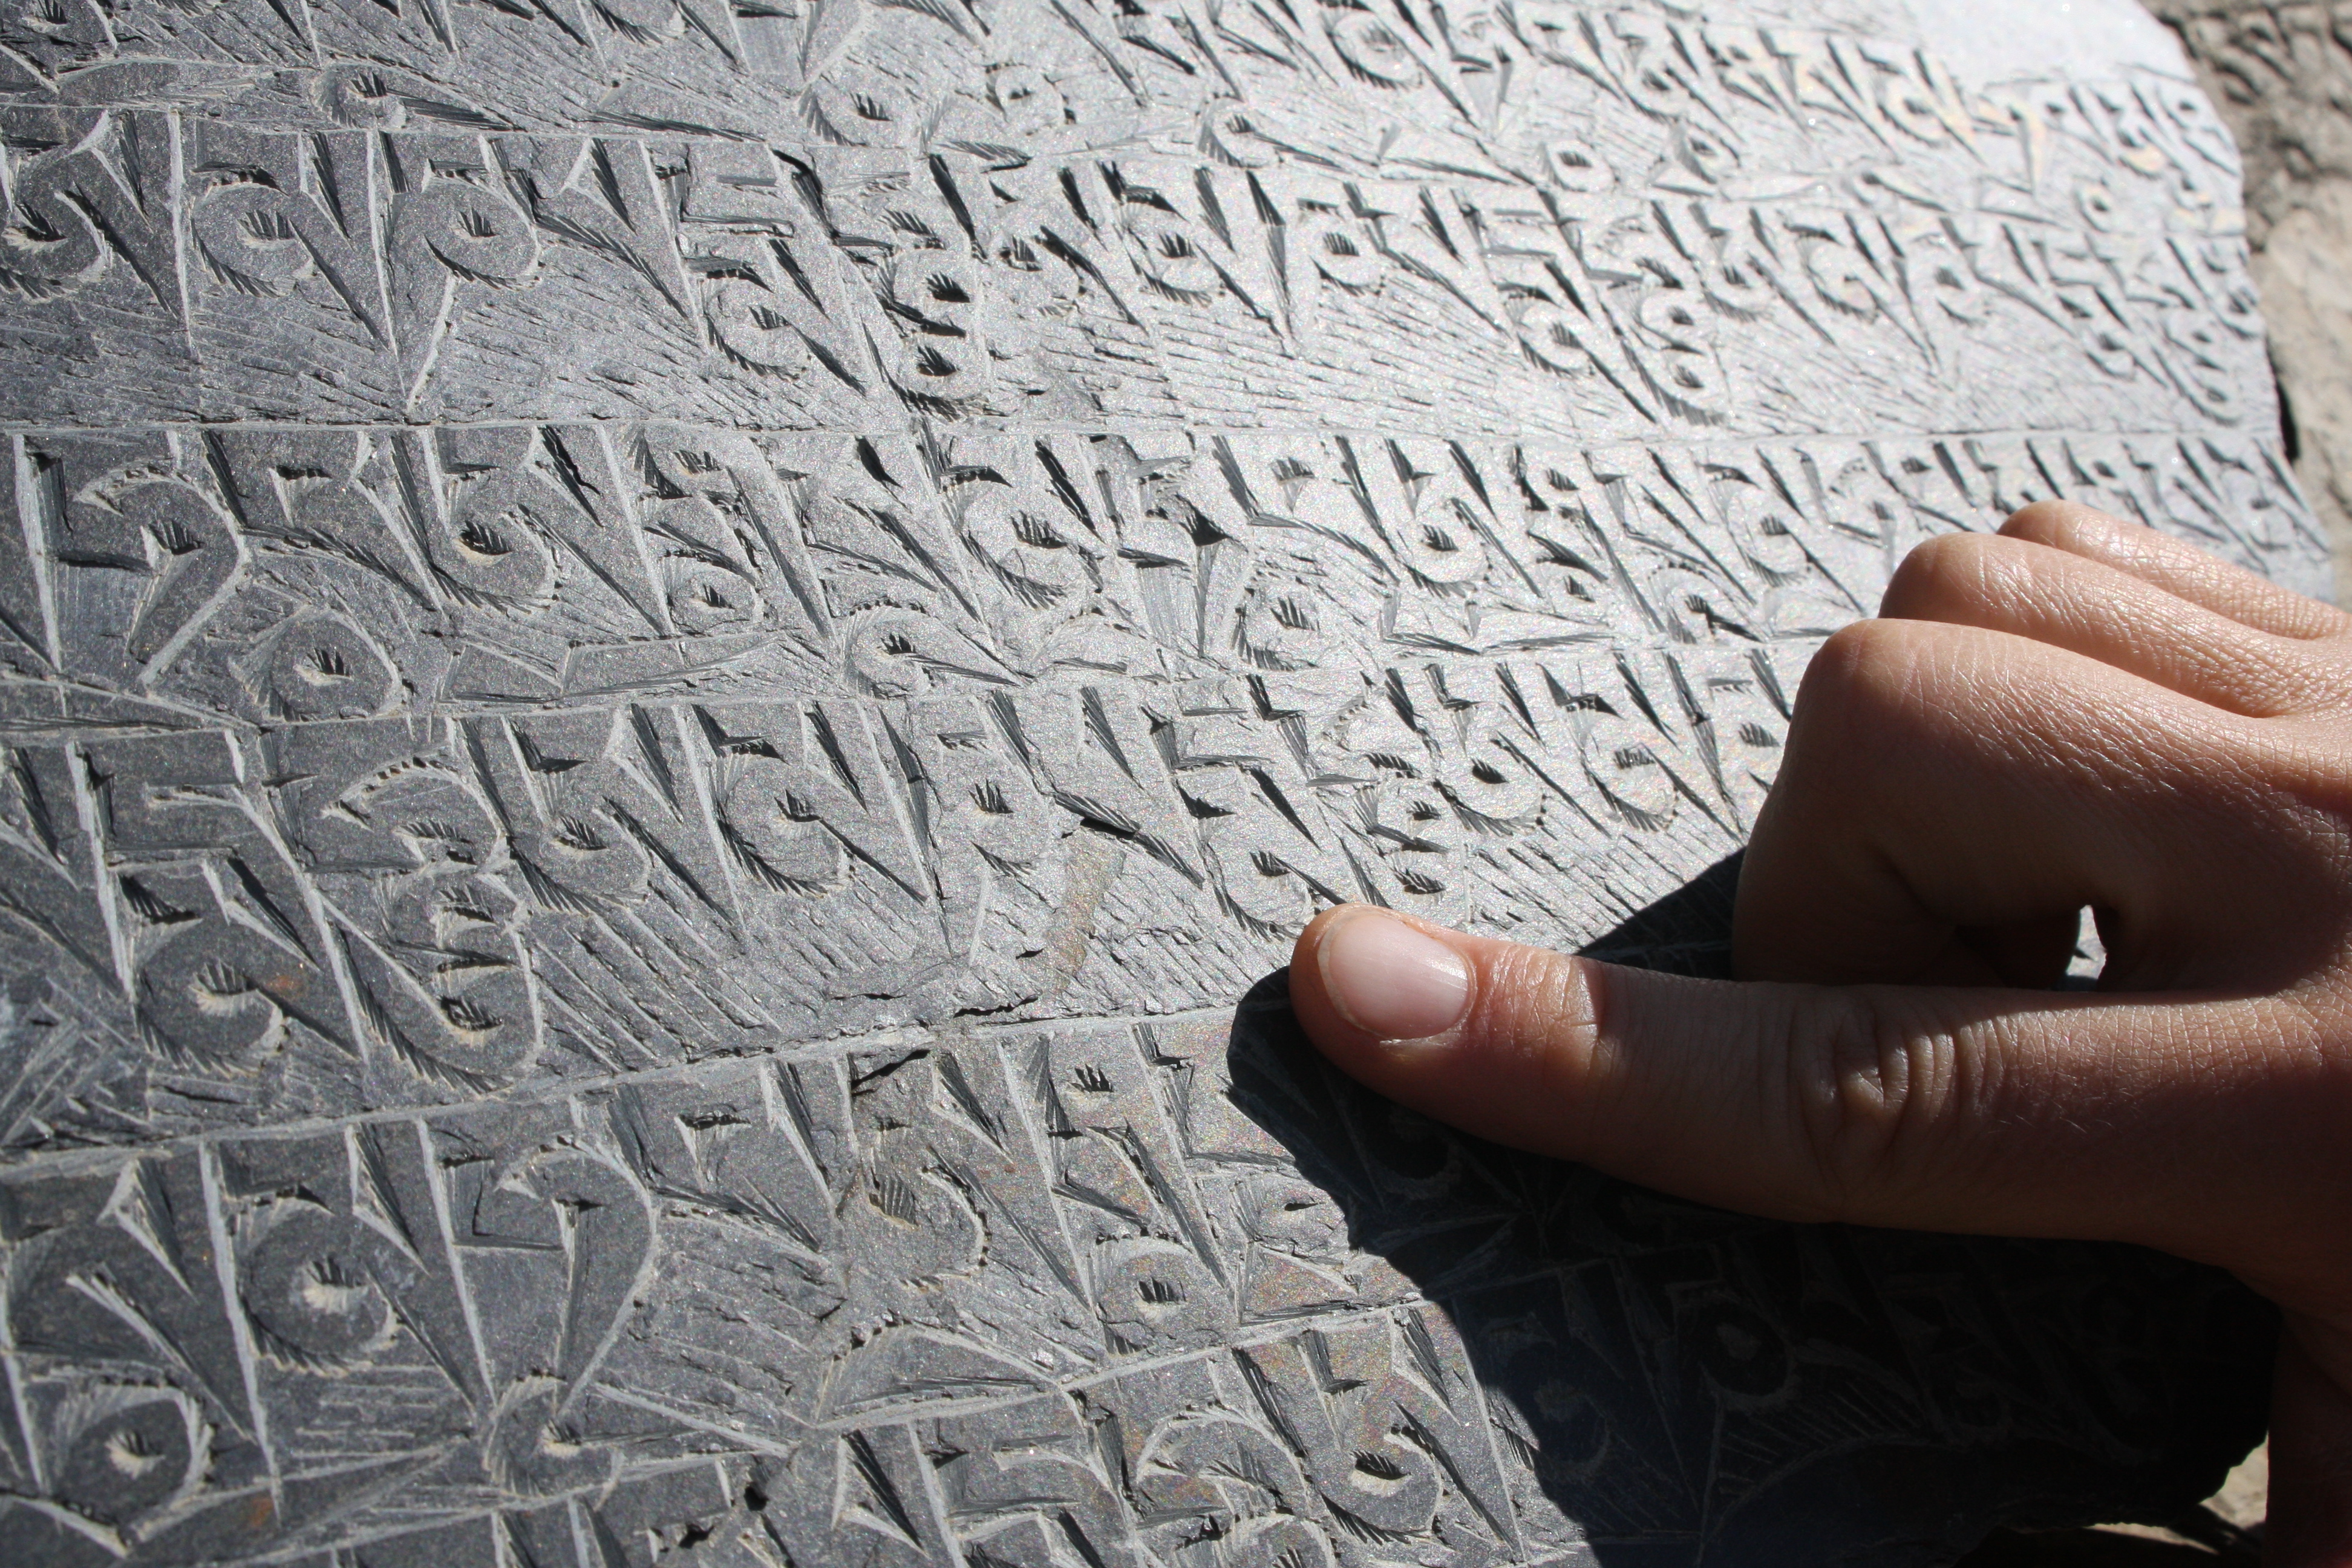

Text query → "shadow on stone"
[1573,849,1745,979]
[1219,864,2273,1568]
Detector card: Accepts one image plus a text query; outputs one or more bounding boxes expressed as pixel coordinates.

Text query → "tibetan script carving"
[0,0,2296,1562]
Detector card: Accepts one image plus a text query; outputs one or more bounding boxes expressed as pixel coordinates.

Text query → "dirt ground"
[2151,1,2352,602]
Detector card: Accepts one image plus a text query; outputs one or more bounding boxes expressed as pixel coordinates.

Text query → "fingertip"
[1287,908,1617,1167]
[1290,901,1350,978]
[1290,904,1474,1048]
[1287,902,1357,1036]
[1287,903,1371,1055]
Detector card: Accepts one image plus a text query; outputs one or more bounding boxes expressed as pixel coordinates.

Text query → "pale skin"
[1287,501,2352,1564]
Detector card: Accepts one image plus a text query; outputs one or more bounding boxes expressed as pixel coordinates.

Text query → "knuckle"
[1997,499,2077,543]
[1807,619,1894,695]
[1783,993,1967,1213]
[1883,531,1982,606]
[1999,498,2115,547]
[1883,531,2026,626]
[1815,615,1930,674]
[1792,620,1931,744]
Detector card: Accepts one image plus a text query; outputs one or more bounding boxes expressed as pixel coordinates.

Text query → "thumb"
[1287,904,2328,1249]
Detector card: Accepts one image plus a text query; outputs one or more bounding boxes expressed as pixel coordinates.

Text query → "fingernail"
[1317,909,1471,1042]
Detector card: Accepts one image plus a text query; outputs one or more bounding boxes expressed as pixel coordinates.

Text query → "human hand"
[1287,503,2352,1564]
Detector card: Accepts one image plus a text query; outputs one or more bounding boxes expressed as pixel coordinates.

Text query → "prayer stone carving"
[0,0,2304,1562]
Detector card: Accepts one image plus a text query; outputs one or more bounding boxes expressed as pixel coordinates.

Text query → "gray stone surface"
[0,0,2310,1564]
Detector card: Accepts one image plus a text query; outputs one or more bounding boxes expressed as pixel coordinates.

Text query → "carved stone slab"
[0,0,2301,1563]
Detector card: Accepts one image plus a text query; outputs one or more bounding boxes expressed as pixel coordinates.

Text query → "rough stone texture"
[0,1,2311,1564]
[2150,0,2352,596]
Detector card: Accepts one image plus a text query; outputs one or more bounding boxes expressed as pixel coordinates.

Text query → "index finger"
[1285,903,2344,1264]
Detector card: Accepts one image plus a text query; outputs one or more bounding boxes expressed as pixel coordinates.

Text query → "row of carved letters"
[0,425,2308,721]
[0,641,1791,1100]
[0,1016,2228,1566]
[0,114,2261,428]
[0,0,2248,198]
[0,1020,1651,1567]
